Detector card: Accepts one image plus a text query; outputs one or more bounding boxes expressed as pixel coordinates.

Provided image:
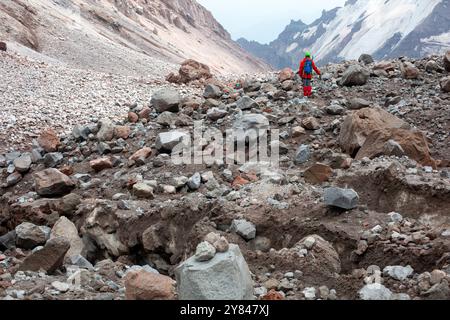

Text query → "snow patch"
[309,0,442,61]
[302,26,318,40]
[286,43,298,53]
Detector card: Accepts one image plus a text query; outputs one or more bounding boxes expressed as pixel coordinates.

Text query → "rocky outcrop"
[339,107,408,157]
[355,128,437,168]
[166,59,213,84]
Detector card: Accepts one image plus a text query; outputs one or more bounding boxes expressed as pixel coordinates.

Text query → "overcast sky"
[197,0,347,44]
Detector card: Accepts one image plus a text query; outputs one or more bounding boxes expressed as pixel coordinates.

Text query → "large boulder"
[324,187,359,210]
[125,270,176,300]
[340,65,370,86]
[0,41,6,51]
[179,59,212,83]
[13,154,32,173]
[175,244,254,300]
[15,222,51,249]
[355,128,437,167]
[155,131,189,152]
[96,119,115,141]
[443,50,450,72]
[50,216,84,260]
[339,107,408,156]
[440,76,450,93]
[37,129,61,152]
[232,114,269,144]
[18,237,70,273]
[294,235,342,277]
[151,89,181,113]
[358,54,374,65]
[203,84,222,99]
[236,96,258,110]
[359,284,393,300]
[34,169,75,197]
[167,59,213,84]
[304,163,333,184]
[294,144,311,165]
[347,98,371,110]
[233,114,269,131]
[278,68,295,82]
[231,219,256,240]
[400,62,420,79]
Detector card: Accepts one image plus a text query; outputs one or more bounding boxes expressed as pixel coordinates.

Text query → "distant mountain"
[238,0,450,69]
[0,0,270,76]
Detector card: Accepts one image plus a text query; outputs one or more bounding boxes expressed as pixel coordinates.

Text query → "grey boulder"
[155,131,189,152]
[231,219,256,240]
[324,187,359,210]
[175,244,254,300]
[151,89,181,113]
[340,65,370,86]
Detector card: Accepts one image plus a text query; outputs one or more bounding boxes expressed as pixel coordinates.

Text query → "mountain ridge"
[238,0,450,69]
[0,0,270,76]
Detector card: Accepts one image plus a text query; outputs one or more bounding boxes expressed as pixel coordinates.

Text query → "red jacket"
[298,58,321,79]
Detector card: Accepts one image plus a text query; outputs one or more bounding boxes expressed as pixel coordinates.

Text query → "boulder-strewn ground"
[1,51,450,300]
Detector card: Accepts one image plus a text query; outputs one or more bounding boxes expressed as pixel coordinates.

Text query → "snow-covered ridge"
[309,0,442,61]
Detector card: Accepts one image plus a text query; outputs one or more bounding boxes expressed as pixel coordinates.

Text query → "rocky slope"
[238,0,450,68]
[0,0,269,76]
[1,50,449,300]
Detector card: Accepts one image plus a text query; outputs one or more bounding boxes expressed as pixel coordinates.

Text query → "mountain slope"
[239,0,450,68]
[0,0,270,76]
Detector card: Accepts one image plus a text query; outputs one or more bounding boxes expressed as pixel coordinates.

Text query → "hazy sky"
[197,0,347,44]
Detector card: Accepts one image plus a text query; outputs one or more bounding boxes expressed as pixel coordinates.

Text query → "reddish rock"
[37,129,61,152]
[90,157,113,172]
[356,128,437,168]
[129,147,152,163]
[278,68,295,82]
[0,42,6,52]
[292,126,306,137]
[401,62,420,79]
[125,270,176,300]
[34,169,75,197]
[232,176,250,188]
[18,237,70,274]
[373,61,397,72]
[167,59,212,84]
[302,117,320,130]
[138,107,151,119]
[304,163,333,184]
[178,59,212,84]
[261,290,284,300]
[165,72,181,84]
[59,165,74,176]
[114,126,131,139]
[128,112,139,123]
[339,107,408,156]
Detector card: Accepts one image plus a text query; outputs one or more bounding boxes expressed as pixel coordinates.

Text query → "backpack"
[304,59,313,75]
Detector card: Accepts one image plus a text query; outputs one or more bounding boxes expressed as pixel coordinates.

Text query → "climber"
[298,51,321,97]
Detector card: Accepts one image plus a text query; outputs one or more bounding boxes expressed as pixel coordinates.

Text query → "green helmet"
[305,51,311,58]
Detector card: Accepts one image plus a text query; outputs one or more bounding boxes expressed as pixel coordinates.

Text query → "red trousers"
[302,78,312,97]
